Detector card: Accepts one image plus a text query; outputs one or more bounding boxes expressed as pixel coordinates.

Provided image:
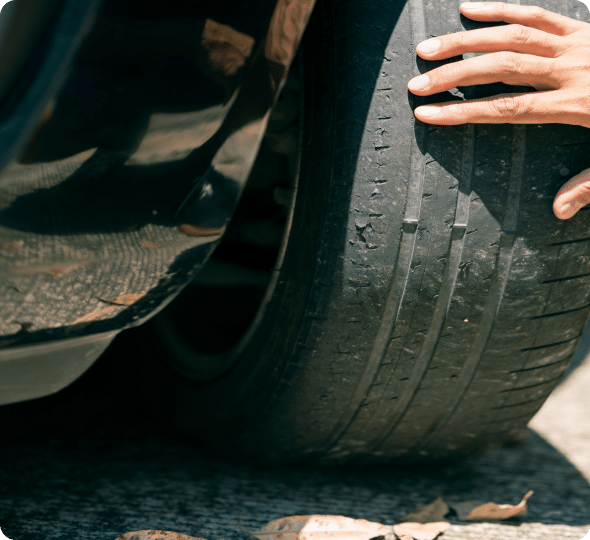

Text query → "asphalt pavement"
[0,325,589,540]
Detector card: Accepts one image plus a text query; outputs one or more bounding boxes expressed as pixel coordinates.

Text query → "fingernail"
[408,74,431,91]
[417,39,441,55]
[415,105,441,118]
[461,2,493,10]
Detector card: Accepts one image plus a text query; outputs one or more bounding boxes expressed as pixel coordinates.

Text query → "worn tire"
[139,0,590,464]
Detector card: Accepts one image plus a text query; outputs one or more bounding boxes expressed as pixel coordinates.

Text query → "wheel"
[134,0,590,464]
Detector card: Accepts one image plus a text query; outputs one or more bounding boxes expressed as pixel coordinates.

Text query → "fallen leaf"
[115,531,206,540]
[72,306,118,324]
[449,500,484,522]
[393,522,450,540]
[451,491,533,521]
[253,515,391,540]
[398,495,449,524]
[99,293,147,306]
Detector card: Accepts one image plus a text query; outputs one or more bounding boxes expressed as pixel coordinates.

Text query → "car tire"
[134,0,590,464]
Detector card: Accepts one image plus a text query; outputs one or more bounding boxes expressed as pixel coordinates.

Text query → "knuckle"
[489,95,523,118]
[451,30,466,50]
[509,24,532,46]
[496,51,520,74]
[566,28,590,58]
[529,6,553,22]
[528,6,549,22]
[438,62,457,82]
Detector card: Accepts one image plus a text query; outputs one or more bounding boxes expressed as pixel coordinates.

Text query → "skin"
[406,2,590,220]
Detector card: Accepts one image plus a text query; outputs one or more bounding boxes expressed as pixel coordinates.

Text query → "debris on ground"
[252,515,390,539]
[392,521,451,540]
[115,532,205,540]
[449,490,533,521]
[114,491,533,540]
[398,494,450,523]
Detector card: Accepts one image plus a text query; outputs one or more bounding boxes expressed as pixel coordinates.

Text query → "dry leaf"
[72,306,118,324]
[451,491,533,521]
[99,293,147,306]
[398,495,450,524]
[72,292,150,324]
[253,515,391,540]
[449,501,485,522]
[393,522,450,540]
[463,490,533,521]
[115,532,206,540]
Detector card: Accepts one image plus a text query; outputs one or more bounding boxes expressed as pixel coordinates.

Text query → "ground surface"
[0,325,589,540]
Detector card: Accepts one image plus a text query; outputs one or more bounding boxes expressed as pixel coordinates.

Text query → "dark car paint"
[0,0,315,405]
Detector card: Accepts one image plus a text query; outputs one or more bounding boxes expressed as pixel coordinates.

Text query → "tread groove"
[530,303,590,319]
[542,272,590,284]
[417,125,526,447]
[520,335,582,352]
[372,123,475,452]
[509,357,571,374]
[323,0,427,455]
[500,374,565,393]
[549,237,590,247]
[484,411,539,424]
[561,140,590,147]
[491,395,550,409]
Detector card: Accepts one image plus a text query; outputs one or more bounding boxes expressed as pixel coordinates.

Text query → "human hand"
[407,2,590,219]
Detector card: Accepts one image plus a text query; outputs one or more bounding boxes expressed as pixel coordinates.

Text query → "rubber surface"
[144,0,590,464]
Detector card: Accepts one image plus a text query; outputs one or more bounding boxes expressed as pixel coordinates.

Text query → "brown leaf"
[398,495,450,524]
[99,293,147,306]
[72,306,118,324]
[393,522,450,540]
[115,531,206,540]
[451,491,533,521]
[449,501,484,522]
[253,515,391,540]
[72,292,149,324]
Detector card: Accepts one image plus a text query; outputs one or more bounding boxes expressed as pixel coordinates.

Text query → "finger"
[416,25,563,60]
[413,91,570,125]
[408,52,556,96]
[553,167,590,219]
[459,2,586,36]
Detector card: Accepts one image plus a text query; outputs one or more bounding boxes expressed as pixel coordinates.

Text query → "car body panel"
[0,0,315,405]
[0,331,115,405]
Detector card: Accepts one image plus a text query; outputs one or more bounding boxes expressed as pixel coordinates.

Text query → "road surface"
[0,326,589,540]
